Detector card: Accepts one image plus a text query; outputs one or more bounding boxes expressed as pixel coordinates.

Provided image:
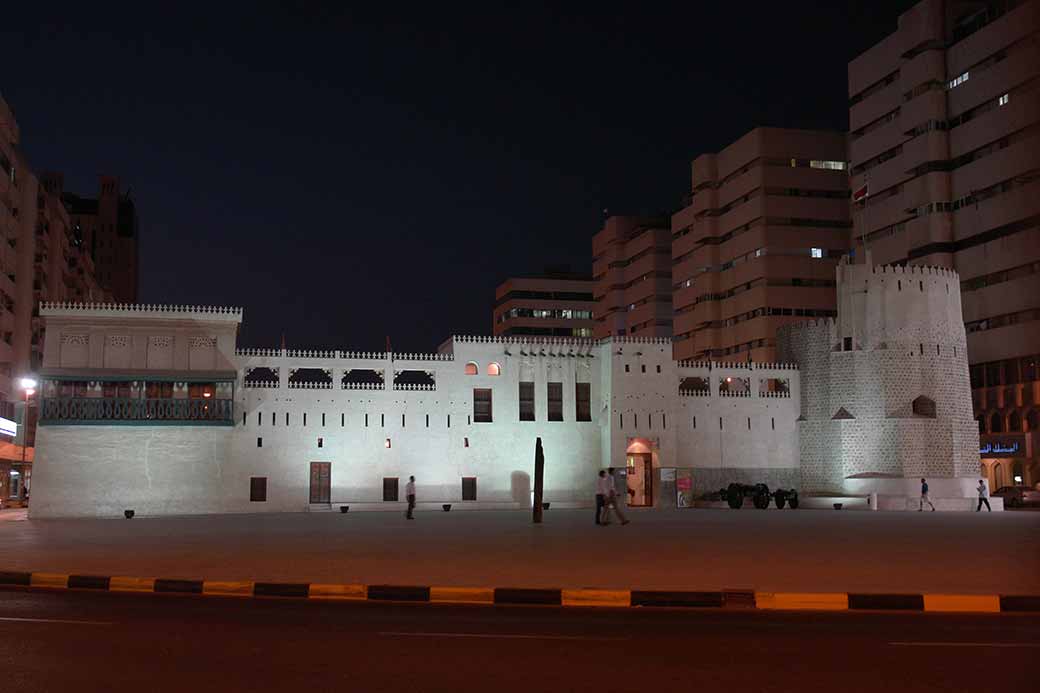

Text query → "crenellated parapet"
[40,302,243,322]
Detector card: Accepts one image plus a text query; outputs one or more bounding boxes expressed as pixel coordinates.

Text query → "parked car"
[993,486,1040,508]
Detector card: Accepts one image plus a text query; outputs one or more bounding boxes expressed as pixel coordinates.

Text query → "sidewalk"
[2,508,1037,594]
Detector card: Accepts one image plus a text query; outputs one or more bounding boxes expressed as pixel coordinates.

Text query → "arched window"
[1009,410,1022,431]
[912,395,936,418]
[1027,410,1039,431]
[978,416,985,435]
[990,412,1004,433]
[487,362,501,376]
[464,362,479,376]
[993,463,1004,489]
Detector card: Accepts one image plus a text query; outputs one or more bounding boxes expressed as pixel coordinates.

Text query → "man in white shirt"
[405,475,416,520]
[976,479,991,512]
[595,470,609,525]
[603,468,630,525]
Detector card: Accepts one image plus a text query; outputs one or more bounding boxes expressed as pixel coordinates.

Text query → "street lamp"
[19,377,37,482]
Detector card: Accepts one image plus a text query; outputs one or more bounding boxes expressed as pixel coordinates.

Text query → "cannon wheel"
[727,483,744,509]
[753,492,770,509]
[788,493,799,509]
[775,490,787,509]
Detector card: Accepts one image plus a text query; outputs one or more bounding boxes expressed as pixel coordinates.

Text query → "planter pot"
[442,504,452,512]
[340,505,349,513]
[124,509,135,519]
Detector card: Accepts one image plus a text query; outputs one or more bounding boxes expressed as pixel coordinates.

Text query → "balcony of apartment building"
[953,64,1039,143]
[850,113,904,172]
[952,176,1040,244]
[947,31,1039,122]
[850,71,902,137]
[671,200,700,233]
[951,128,1040,205]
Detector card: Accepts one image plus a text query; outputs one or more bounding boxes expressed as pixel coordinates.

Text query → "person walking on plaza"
[595,470,609,525]
[405,475,416,520]
[603,468,630,525]
[976,479,991,512]
[919,478,936,511]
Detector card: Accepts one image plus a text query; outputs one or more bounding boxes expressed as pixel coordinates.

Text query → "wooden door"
[309,462,331,503]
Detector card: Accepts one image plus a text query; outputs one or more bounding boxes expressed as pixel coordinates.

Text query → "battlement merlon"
[40,302,244,324]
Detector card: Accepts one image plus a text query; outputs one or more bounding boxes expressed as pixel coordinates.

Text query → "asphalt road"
[0,589,1035,693]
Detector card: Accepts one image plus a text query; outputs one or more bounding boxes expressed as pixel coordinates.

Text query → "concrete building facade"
[671,127,851,363]
[0,95,112,506]
[847,0,1040,490]
[778,259,981,508]
[592,215,672,340]
[63,175,140,304]
[492,270,595,338]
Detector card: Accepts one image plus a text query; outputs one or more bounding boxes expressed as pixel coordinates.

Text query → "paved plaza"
[2,508,1038,594]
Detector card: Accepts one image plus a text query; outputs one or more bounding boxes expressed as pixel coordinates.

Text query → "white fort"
[29,262,983,517]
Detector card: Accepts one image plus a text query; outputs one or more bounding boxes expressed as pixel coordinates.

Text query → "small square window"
[317,437,323,448]
[257,437,263,448]
[811,247,823,259]
[384,438,391,448]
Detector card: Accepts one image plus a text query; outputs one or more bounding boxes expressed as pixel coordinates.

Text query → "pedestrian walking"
[918,478,935,511]
[976,479,991,512]
[405,475,416,519]
[595,470,609,525]
[603,468,630,525]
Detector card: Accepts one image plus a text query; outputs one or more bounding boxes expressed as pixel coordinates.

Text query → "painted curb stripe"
[30,573,70,589]
[923,594,1001,613]
[430,586,495,604]
[1000,595,1040,612]
[109,576,155,593]
[367,585,430,602]
[154,579,203,594]
[755,592,849,610]
[723,590,756,608]
[68,575,110,590]
[0,572,31,586]
[254,582,310,598]
[848,594,924,611]
[494,588,562,606]
[631,591,724,608]
[202,581,254,597]
[561,589,631,608]
[307,583,366,600]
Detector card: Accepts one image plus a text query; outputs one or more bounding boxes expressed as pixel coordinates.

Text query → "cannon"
[720,483,798,509]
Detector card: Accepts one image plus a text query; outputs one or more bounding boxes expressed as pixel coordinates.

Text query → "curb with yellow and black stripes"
[2,571,1036,613]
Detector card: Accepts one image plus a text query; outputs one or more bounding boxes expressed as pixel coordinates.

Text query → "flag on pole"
[852,182,869,204]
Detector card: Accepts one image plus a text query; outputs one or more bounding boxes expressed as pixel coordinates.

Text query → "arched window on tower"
[990,411,1004,433]
[978,416,985,435]
[1009,410,1022,432]
[1026,410,1039,431]
[487,362,501,376]
[464,362,479,375]
[912,395,936,418]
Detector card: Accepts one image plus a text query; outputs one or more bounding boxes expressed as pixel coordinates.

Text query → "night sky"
[3,1,915,352]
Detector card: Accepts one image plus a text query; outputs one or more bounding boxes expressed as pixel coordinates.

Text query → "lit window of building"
[809,160,846,171]
[998,93,1009,106]
[811,248,824,259]
[947,71,969,89]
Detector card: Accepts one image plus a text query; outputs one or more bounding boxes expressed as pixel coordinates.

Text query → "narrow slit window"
[257,437,263,448]
[317,437,323,448]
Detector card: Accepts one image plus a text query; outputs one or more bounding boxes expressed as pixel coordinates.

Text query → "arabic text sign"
[980,436,1024,456]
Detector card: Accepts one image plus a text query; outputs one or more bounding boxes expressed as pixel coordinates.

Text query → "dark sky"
[3,1,915,352]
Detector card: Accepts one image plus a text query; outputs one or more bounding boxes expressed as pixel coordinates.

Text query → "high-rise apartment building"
[671,128,851,362]
[0,94,112,503]
[591,215,672,339]
[63,175,139,303]
[493,269,595,338]
[848,0,1039,488]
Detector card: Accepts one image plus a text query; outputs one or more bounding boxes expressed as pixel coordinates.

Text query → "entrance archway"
[625,438,654,507]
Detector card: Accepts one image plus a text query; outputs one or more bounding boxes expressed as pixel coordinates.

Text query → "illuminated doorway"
[625,438,654,507]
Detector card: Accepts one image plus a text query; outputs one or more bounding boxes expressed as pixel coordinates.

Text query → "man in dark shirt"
[919,478,935,511]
